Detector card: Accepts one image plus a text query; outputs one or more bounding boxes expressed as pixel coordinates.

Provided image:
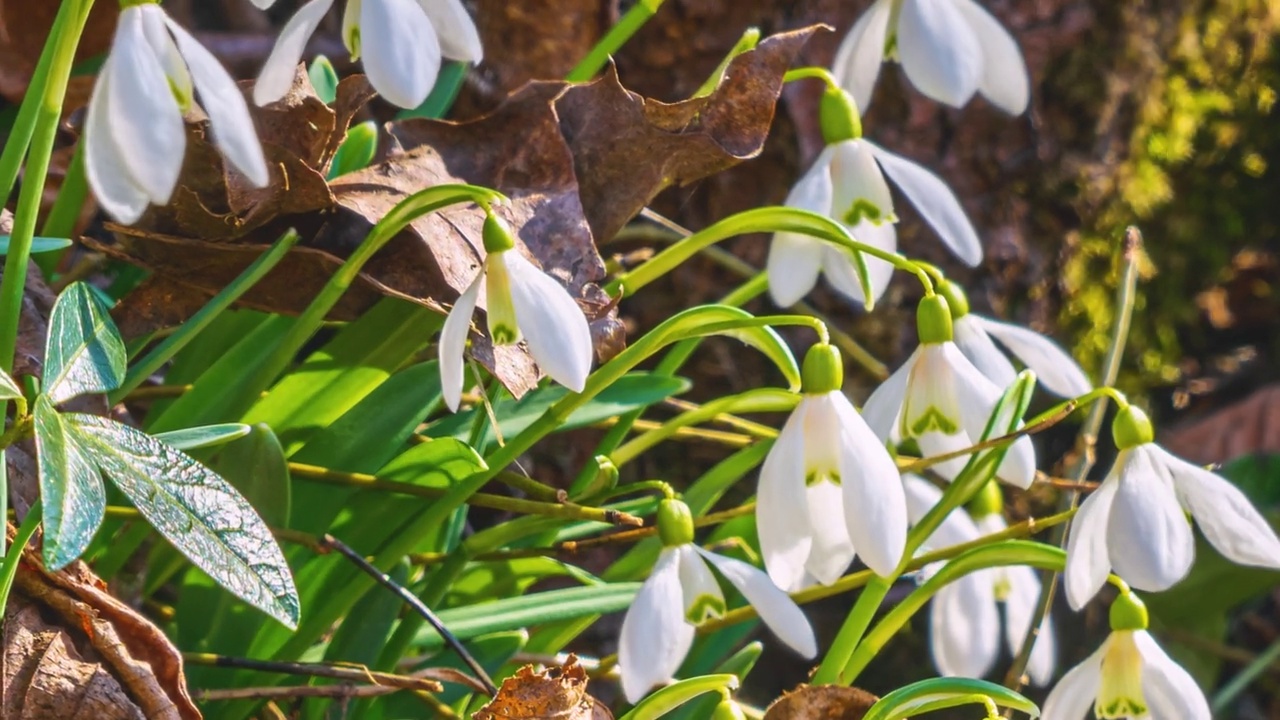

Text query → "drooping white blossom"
[1064,407,1280,609]
[253,0,483,109]
[832,0,1030,115]
[85,3,268,224]
[768,138,982,308]
[862,296,1037,488]
[1043,628,1208,720]
[438,216,593,411]
[903,475,1055,685]
[619,501,816,703]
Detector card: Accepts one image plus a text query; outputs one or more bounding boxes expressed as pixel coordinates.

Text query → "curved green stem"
[783,66,840,88]
[565,0,667,82]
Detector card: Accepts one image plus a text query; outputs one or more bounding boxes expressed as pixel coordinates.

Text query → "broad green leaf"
[620,674,739,720]
[43,281,126,403]
[427,373,692,450]
[307,55,338,103]
[33,395,104,569]
[413,583,640,650]
[328,120,378,178]
[0,369,21,400]
[0,235,72,255]
[68,414,300,628]
[154,423,251,451]
[209,423,292,528]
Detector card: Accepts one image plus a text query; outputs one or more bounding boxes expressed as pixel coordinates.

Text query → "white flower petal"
[253,0,334,106]
[1003,564,1055,686]
[1106,447,1194,592]
[972,315,1092,397]
[830,140,896,225]
[1134,631,1211,720]
[757,405,815,592]
[804,480,856,586]
[866,142,983,266]
[84,59,150,224]
[505,251,593,392]
[417,0,483,63]
[862,347,917,441]
[943,342,1036,488]
[695,547,817,659]
[108,8,186,204]
[438,274,482,412]
[952,315,1018,391]
[1064,474,1119,610]
[930,573,999,679]
[901,473,980,549]
[831,0,893,112]
[140,6,191,106]
[769,150,834,307]
[676,545,725,623]
[163,16,269,187]
[1156,445,1280,570]
[952,0,1030,115]
[619,548,694,703]
[823,219,897,306]
[830,393,907,576]
[905,343,976,481]
[1041,641,1106,720]
[249,0,277,8]
[896,0,983,108]
[361,0,442,108]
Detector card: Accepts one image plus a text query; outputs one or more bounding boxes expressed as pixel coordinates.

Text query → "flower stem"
[565,0,667,82]
[0,0,94,557]
[1002,226,1144,693]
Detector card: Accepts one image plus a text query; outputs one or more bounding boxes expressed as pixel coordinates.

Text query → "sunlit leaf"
[0,235,73,255]
[33,395,104,569]
[43,281,126,403]
[154,423,252,451]
[68,414,300,628]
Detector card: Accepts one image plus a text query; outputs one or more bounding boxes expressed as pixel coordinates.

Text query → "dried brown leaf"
[762,684,878,720]
[473,656,612,720]
[0,1,117,106]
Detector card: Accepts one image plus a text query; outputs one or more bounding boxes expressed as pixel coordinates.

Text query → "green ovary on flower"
[1096,631,1148,718]
[916,295,954,344]
[801,344,844,395]
[819,86,862,145]
[1109,591,1149,631]
[1111,405,1155,450]
[936,279,971,319]
[656,499,695,548]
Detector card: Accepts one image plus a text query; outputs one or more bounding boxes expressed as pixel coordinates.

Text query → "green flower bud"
[1109,591,1149,631]
[1111,405,1155,450]
[966,479,1004,519]
[916,295,954,344]
[801,344,844,395]
[482,212,516,254]
[656,499,695,548]
[819,85,863,145]
[711,699,747,720]
[936,278,971,319]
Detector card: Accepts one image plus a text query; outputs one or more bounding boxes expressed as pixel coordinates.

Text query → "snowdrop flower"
[768,88,982,308]
[863,295,1037,487]
[619,499,817,703]
[1043,591,1209,720]
[438,214,592,411]
[253,0,482,109]
[832,0,1030,115]
[903,476,1055,684]
[939,280,1092,398]
[85,2,268,224]
[757,344,906,592]
[1064,405,1280,609]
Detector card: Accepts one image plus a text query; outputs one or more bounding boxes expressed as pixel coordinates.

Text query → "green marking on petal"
[842,199,891,227]
[806,471,840,488]
[1097,698,1147,718]
[908,406,958,436]
[685,593,727,624]
[167,77,192,113]
[491,324,518,345]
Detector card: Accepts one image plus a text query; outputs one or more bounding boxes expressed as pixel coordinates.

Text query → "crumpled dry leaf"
[762,684,878,720]
[473,656,612,720]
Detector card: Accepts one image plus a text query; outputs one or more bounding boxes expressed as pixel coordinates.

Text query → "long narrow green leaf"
[154,423,252,451]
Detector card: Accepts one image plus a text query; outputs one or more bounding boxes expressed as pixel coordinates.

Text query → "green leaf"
[0,235,72,255]
[43,281,126,403]
[397,61,468,119]
[413,583,640,650]
[154,423,252,451]
[307,55,338,103]
[33,395,104,569]
[863,678,1040,720]
[620,674,739,720]
[663,306,801,391]
[67,414,300,628]
[0,369,22,400]
[209,423,292,528]
[427,373,692,449]
[328,120,378,179]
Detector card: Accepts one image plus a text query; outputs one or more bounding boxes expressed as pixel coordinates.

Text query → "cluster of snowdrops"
[81,0,1280,718]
